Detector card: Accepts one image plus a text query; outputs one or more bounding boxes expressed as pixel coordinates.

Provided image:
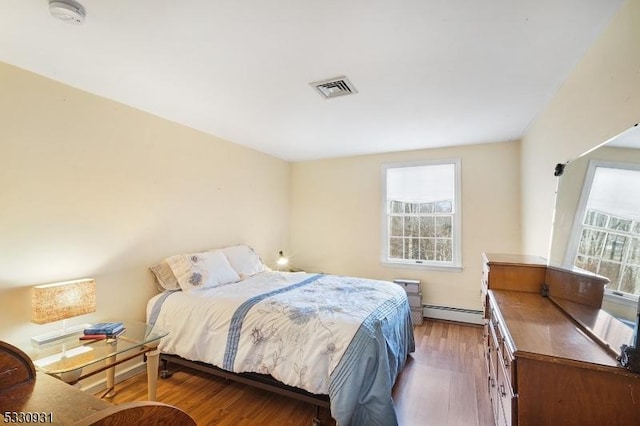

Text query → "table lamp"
[276,251,289,271]
[31,278,96,345]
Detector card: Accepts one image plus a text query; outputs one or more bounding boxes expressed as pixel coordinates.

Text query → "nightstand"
[27,320,167,400]
[393,279,423,325]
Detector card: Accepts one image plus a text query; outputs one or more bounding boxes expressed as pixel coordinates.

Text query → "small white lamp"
[277,251,289,271]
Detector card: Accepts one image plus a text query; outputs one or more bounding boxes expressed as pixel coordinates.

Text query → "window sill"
[381,260,463,273]
[603,290,639,309]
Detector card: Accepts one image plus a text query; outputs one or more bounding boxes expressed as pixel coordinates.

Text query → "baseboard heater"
[422,305,484,325]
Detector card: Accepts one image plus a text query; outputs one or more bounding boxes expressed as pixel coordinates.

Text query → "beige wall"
[4,0,638,350]
[290,141,521,310]
[0,62,291,348]
[521,0,640,257]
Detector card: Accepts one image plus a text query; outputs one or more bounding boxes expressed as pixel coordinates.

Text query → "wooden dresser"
[482,253,640,426]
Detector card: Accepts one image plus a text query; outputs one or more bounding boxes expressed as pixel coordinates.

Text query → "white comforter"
[147,271,407,394]
[148,271,415,425]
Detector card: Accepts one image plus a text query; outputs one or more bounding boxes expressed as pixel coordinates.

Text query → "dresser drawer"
[496,353,516,426]
[410,307,423,325]
[407,292,422,308]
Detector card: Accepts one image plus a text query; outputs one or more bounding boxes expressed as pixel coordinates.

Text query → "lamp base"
[31,323,91,346]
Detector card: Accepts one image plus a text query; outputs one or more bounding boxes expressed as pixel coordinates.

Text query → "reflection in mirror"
[549,124,640,365]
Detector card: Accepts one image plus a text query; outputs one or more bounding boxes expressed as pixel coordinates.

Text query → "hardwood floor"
[102,320,494,425]
[393,320,494,426]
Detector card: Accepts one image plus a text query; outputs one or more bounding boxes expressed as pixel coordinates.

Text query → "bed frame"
[159,353,330,425]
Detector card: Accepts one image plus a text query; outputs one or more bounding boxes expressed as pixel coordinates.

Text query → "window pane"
[577,229,606,257]
[435,200,452,213]
[404,216,419,237]
[423,238,435,261]
[405,238,421,260]
[390,216,403,237]
[629,238,640,265]
[584,210,608,227]
[435,216,452,238]
[598,261,622,288]
[620,265,640,295]
[435,239,452,261]
[419,216,435,238]
[391,201,404,214]
[390,238,403,259]
[602,234,629,262]
[418,239,427,260]
[419,202,434,214]
[405,203,420,214]
[418,238,427,260]
[633,222,640,235]
[608,216,632,232]
[576,255,599,273]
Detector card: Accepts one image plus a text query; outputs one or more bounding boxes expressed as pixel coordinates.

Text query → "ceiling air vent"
[310,76,358,99]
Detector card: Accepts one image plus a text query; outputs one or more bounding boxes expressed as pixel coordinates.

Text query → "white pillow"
[222,245,266,277]
[166,249,240,293]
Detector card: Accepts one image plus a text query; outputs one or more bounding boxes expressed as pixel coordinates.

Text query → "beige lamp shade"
[31,278,96,324]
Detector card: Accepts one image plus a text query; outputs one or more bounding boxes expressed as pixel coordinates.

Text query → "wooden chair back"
[74,401,196,426]
[0,341,36,391]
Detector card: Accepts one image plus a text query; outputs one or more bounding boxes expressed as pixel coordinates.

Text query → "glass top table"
[27,320,167,400]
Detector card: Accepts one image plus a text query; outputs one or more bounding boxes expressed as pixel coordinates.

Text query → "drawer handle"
[500,384,506,397]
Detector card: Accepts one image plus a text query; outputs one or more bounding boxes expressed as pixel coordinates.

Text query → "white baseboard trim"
[80,361,147,395]
[423,304,484,325]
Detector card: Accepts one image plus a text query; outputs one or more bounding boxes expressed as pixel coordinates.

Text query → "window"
[381,159,461,270]
[567,161,640,296]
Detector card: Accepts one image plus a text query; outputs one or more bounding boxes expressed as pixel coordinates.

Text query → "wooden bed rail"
[160,353,331,409]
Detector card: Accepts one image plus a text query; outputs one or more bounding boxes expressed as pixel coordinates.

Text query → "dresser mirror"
[548,124,640,360]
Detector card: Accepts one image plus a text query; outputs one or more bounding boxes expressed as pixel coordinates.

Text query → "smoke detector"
[49,0,86,25]
[310,76,358,99]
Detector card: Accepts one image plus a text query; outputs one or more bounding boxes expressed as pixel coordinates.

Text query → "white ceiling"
[0,0,624,161]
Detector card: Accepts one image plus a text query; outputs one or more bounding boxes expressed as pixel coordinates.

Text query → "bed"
[146,246,415,425]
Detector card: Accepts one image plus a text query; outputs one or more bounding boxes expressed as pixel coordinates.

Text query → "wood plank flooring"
[102,320,494,425]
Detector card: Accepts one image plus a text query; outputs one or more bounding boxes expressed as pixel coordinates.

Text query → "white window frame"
[380,158,462,272]
[565,159,640,300]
